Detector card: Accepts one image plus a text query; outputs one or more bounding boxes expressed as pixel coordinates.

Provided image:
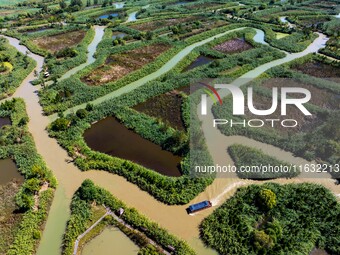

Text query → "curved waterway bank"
[2,27,339,255]
[57,28,268,119]
[59,26,105,80]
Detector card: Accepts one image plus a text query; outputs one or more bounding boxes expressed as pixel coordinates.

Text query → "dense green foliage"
[0,37,35,99]
[0,98,56,254]
[48,97,213,204]
[63,180,195,255]
[39,36,185,114]
[7,189,54,255]
[46,26,288,204]
[228,144,299,179]
[213,55,340,170]
[200,183,340,255]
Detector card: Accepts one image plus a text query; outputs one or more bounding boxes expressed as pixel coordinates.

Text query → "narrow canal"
[1,26,338,255]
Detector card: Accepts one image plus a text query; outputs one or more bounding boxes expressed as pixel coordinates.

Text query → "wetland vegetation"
[200,183,340,255]
[0,99,56,255]
[62,180,195,255]
[0,0,339,254]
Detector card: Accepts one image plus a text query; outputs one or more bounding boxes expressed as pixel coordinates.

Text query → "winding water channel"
[1,25,339,255]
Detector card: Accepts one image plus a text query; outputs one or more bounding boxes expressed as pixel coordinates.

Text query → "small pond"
[82,227,139,255]
[98,13,119,19]
[174,1,188,5]
[0,117,11,128]
[25,27,51,35]
[183,55,214,72]
[0,159,24,185]
[84,117,182,177]
[113,2,125,9]
[112,32,127,39]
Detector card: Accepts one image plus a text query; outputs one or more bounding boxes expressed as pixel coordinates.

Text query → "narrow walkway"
[73,207,171,255]
[73,211,110,255]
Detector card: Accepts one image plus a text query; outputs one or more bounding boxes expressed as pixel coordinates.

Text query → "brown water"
[3,30,339,255]
[84,117,182,177]
[82,227,140,255]
[0,159,24,185]
[0,117,11,128]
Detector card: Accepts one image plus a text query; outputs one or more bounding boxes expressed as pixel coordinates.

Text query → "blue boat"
[187,200,212,214]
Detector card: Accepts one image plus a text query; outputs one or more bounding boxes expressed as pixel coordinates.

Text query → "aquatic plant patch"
[291,60,340,83]
[213,38,253,54]
[32,30,86,53]
[0,98,56,254]
[81,43,171,86]
[133,90,186,131]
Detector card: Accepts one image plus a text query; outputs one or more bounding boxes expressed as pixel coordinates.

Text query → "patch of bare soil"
[32,30,86,53]
[213,38,253,54]
[0,181,24,254]
[292,61,340,83]
[133,91,185,130]
[82,43,171,86]
[262,78,339,110]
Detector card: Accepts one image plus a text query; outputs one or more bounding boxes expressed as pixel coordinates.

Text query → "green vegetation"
[228,144,299,179]
[63,180,195,255]
[213,55,340,171]
[5,25,95,79]
[0,0,339,253]
[46,26,289,204]
[48,95,213,204]
[0,98,56,254]
[0,37,35,99]
[200,183,340,255]
[39,35,185,114]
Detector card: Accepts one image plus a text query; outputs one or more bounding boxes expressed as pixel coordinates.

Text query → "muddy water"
[3,28,339,255]
[0,159,24,185]
[0,117,11,128]
[84,117,182,177]
[183,55,214,72]
[82,227,139,255]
